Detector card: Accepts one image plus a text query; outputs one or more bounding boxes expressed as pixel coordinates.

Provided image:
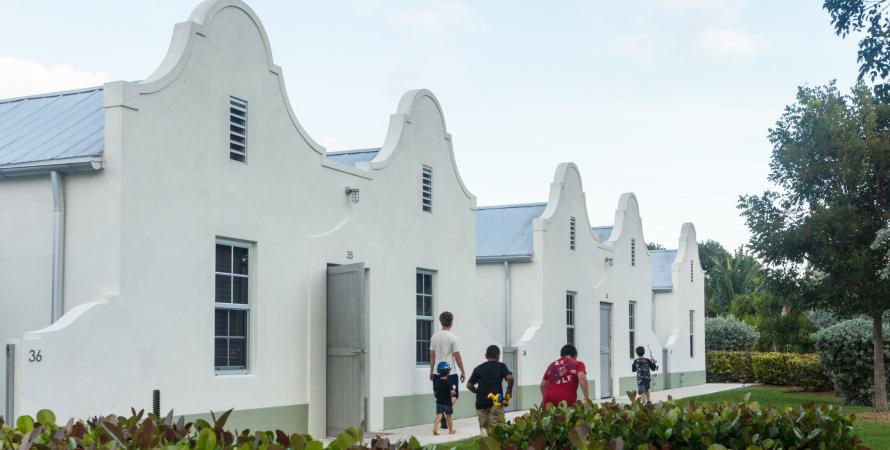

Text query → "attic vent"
[422,165,433,213]
[631,238,636,267]
[229,97,248,162]
[569,217,576,251]
[690,259,694,282]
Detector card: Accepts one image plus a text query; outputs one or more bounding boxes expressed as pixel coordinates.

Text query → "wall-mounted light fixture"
[345,186,360,204]
[604,257,614,266]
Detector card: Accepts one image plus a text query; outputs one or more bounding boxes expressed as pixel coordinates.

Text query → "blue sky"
[0,0,862,250]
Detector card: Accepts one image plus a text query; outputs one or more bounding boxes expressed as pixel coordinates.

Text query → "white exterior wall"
[4,0,488,434]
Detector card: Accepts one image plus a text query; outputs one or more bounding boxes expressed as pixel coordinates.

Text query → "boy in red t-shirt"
[540,344,589,408]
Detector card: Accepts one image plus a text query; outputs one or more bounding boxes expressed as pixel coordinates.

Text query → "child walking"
[631,346,658,405]
[432,361,457,435]
[467,345,513,436]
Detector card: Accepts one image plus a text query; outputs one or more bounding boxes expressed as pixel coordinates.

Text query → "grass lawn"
[429,386,890,449]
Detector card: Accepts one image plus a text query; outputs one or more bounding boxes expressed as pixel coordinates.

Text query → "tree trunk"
[874,312,888,412]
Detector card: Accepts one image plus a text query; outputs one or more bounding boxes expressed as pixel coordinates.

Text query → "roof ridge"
[477,202,547,210]
[327,147,381,156]
[0,86,104,104]
[591,225,613,229]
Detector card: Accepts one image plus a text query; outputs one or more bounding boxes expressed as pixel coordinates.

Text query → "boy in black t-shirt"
[631,346,658,405]
[432,361,456,435]
[467,345,514,436]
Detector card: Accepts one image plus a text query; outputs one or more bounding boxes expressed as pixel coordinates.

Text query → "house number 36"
[346,250,354,260]
[28,349,43,362]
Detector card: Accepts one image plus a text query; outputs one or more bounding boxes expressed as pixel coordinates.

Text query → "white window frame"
[569,216,576,251]
[566,292,576,345]
[416,270,435,365]
[422,165,433,213]
[214,239,251,374]
[229,97,248,163]
[629,301,636,359]
[689,310,695,358]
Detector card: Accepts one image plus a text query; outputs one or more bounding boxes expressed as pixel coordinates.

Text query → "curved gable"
[536,163,597,242]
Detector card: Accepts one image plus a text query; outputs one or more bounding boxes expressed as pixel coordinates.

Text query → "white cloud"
[612,34,656,65]
[696,27,759,59]
[387,1,481,33]
[0,56,107,99]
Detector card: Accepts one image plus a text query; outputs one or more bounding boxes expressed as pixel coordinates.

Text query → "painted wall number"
[346,250,354,260]
[28,349,43,362]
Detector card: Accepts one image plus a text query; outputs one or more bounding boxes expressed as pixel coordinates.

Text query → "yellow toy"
[487,392,512,408]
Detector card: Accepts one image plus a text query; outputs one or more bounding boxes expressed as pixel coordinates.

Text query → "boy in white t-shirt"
[429,311,465,429]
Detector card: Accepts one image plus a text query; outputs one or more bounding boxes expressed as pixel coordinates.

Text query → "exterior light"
[345,186,360,204]
[605,257,614,266]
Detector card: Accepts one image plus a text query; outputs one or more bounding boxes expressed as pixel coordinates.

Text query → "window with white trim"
[215,241,250,371]
[416,271,434,364]
[229,97,248,162]
[689,310,695,358]
[629,301,636,358]
[422,165,433,213]
[566,292,576,345]
[631,238,636,267]
[569,216,576,251]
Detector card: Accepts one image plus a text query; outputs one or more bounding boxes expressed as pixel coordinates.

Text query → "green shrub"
[706,315,759,351]
[485,394,862,449]
[812,317,890,406]
[706,351,832,391]
[0,409,420,450]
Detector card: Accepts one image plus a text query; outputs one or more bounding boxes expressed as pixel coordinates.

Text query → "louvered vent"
[422,165,433,213]
[229,97,247,162]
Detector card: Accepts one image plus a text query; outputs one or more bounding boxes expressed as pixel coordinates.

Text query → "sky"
[0,0,863,251]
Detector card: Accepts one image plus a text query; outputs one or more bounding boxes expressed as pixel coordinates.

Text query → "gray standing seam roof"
[651,249,678,291]
[476,203,547,262]
[591,226,613,243]
[326,148,380,166]
[0,87,104,174]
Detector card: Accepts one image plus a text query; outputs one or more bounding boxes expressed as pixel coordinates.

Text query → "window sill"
[215,370,251,377]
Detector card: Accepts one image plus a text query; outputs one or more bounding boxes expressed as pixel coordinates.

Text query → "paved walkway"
[370,383,747,447]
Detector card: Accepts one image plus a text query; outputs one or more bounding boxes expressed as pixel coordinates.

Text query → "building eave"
[476,255,533,264]
[0,156,104,178]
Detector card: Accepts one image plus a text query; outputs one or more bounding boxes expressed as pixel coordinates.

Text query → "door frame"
[599,302,613,399]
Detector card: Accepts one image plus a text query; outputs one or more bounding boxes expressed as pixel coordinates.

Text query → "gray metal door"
[599,303,612,398]
[502,347,517,412]
[326,264,366,436]
[4,344,13,422]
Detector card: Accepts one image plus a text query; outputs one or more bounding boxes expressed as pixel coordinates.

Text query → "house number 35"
[346,250,354,260]
[28,349,43,362]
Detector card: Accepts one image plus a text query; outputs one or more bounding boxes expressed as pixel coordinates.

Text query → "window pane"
[416,295,424,315]
[233,247,249,275]
[216,244,232,273]
[422,274,432,295]
[229,338,246,368]
[567,328,574,345]
[416,273,423,295]
[229,310,247,337]
[215,309,228,336]
[425,296,433,317]
[215,338,228,367]
[233,276,248,304]
[215,275,232,303]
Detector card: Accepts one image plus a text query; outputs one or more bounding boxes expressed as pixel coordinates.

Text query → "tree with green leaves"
[698,239,730,275]
[646,242,667,251]
[739,82,890,411]
[824,0,890,97]
[704,248,760,317]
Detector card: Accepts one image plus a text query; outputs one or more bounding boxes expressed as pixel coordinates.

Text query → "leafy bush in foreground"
[0,408,419,450]
[483,394,864,450]
[812,317,890,406]
[706,351,833,391]
[705,316,759,351]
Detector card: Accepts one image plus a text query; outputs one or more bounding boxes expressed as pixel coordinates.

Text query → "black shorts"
[637,379,651,394]
[436,404,453,415]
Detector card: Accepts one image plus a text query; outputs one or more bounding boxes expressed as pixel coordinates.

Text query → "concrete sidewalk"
[366,383,747,448]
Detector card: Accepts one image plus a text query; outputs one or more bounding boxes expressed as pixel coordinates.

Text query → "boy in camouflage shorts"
[631,346,657,405]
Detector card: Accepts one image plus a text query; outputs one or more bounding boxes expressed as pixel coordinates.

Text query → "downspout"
[50,171,65,322]
[503,260,511,347]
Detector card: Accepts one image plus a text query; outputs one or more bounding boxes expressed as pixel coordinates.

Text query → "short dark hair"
[635,346,645,356]
[485,345,500,359]
[439,311,453,327]
[560,344,578,358]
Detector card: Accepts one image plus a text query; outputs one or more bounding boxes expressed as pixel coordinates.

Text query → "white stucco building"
[475,164,705,408]
[0,0,704,436]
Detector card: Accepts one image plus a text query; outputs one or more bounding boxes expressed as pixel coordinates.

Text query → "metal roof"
[591,226,613,243]
[476,203,547,262]
[326,148,380,166]
[0,87,104,176]
[651,249,678,291]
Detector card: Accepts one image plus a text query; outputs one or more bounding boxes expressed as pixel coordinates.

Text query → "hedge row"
[0,409,419,450]
[706,351,833,391]
[485,393,863,449]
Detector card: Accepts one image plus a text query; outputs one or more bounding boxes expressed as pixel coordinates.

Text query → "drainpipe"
[503,261,511,347]
[50,171,65,322]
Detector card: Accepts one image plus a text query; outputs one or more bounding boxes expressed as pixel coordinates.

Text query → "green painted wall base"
[383,393,477,429]
[182,404,308,434]
[618,370,707,397]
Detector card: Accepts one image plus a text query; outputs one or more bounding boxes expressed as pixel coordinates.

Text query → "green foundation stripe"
[182,404,308,434]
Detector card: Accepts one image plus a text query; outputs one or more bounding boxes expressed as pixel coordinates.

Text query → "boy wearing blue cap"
[433,361,457,435]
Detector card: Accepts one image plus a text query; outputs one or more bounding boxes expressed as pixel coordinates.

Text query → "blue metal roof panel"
[476,203,547,260]
[591,226,613,243]
[651,250,678,290]
[0,87,104,168]
[327,148,380,166]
